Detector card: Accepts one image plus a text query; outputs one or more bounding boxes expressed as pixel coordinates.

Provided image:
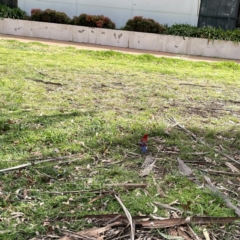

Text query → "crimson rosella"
[140,134,148,154]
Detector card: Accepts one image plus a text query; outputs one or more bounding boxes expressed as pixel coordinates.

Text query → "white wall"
[18,0,201,29]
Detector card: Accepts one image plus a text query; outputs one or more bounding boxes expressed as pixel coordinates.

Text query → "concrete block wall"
[0,19,240,60]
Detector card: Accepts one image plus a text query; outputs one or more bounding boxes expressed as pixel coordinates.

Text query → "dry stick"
[204,176,240,216]
[60,229,95,240]
[0,157,83,173]
[55,158,81,166]
[5,153,83,163]
[215,150,240,166]
[200,169,240,176]
[179,83,221,88]
[30,65,56,79]
[25,77,63,86]
[225,162,239,173]
[168,117,240,215]
[45,190,110,195]
[115,194,135,240]
[105,184,147,188]
[167,116,240,166]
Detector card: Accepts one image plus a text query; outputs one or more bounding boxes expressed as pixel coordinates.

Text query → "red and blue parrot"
[140,134,148,154]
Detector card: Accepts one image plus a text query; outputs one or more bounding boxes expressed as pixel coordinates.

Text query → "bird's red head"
[141,134,148,142]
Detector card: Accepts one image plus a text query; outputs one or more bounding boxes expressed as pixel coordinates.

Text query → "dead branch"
[0,156,83,173]
[200,169,240,176]
[139,216,239,229]
[215,150,240,166]
[25,77,63,86]
[32,67,49,77]
[83,214,148,221]
[179,83,221,88]
[104,184,147,188]
[204,176,240,216]
[153,202,182,212]
[54,159,81,166]
[45,189,111,195]
[83,214,239,229]
[115,194,135,240]
[28,65,56,80]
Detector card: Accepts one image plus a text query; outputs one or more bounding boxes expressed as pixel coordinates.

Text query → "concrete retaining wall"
[0,18,240,60]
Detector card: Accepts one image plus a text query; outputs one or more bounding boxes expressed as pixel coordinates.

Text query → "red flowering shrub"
[123,16,166,34]
[73,14,115,29]
[30,8,71,24]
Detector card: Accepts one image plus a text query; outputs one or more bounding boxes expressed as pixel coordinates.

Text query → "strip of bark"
[177,158,193,176]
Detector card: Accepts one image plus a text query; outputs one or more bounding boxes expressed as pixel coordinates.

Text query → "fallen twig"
[44,189,110,195]
[115,194,135,240]
[83,214,239,229]
[167,116,240,165]
[153,202,182,212]
[200,169,240,176]
[215,150,240,166]
[25,77,63,86]
[105,184,147,188]
[204,176,240,216]
[225,162,239,173]
[0,156,83,173]
[54,158,81,166]
[179,83,221,88]
[140,216,239,229]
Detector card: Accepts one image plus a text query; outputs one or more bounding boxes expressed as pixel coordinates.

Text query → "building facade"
[18,0,201,29]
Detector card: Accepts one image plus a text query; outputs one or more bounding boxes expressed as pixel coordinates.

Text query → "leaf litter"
[1,40,240,239]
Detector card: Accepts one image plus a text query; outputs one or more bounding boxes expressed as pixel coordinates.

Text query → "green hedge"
[0,4,27,19]
[122,18,240,42]
[166,24,240,42]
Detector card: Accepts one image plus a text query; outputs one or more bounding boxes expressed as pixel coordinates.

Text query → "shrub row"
[167,24,240,42]
[29,9,115,29]
[2,5,240,42]
[0,4,26,19]
[73,13,115,29]
[29,9,71,24]
[123,16,166,34]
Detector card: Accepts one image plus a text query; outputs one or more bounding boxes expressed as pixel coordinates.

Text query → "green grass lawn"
[0,40,240,239]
